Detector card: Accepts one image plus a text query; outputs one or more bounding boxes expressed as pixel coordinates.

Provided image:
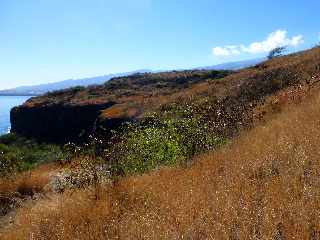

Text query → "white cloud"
[212,30,304,57]
[212,46,240,56]
[242,30,304,54]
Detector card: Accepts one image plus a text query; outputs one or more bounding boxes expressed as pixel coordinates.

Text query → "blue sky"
[0,0,319,89]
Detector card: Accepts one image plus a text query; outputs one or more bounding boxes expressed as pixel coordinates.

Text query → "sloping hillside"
[1,50,320,239]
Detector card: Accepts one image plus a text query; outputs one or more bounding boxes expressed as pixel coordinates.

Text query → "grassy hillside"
[2,62,320,239]
[1,47,320,239]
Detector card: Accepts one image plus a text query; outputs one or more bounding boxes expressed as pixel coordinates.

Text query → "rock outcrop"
[11,102,116,143]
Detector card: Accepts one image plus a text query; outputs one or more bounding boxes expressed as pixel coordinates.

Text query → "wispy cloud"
[213,30,304,57]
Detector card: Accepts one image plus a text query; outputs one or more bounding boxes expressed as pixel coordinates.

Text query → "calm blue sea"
[0,96,31,135]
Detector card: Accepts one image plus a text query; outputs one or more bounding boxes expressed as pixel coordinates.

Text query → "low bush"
[106,105,226,175]
[0,134,64,177]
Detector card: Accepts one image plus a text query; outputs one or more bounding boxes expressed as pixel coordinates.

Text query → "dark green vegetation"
[267,46,287,59]
[107,104,226,175]
[0,133,64,177]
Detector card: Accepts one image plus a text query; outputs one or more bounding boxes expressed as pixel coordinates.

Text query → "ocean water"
[0,96,31,135]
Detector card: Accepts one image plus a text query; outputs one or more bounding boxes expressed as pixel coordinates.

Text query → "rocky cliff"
[11,102,116,143]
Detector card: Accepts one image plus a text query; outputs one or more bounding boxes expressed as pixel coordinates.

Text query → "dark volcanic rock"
[10,102,116,143]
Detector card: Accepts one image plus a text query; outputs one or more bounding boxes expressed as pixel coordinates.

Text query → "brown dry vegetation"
[24,70,231,108]
[2,77,320,239]
[0,163,60,232]
[0,163,59,197]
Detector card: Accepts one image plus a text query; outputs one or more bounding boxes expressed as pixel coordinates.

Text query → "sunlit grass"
[2,83,320,239]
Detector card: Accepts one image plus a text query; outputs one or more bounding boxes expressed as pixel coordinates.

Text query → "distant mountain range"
[199,58,266,71]
[0,70,151,96]
[0,58,265,96]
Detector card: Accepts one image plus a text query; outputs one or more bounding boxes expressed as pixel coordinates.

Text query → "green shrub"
[267,46,287,59]
[107,105,225,176]
[0,143,20,177]
[0,134,65,176]
[0,133,18,145]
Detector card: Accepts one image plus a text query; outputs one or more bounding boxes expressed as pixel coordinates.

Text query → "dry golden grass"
[3,90,320,239]
[0,163,59,197]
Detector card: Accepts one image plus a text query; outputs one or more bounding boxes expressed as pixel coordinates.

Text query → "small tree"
[268,46,287,60]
